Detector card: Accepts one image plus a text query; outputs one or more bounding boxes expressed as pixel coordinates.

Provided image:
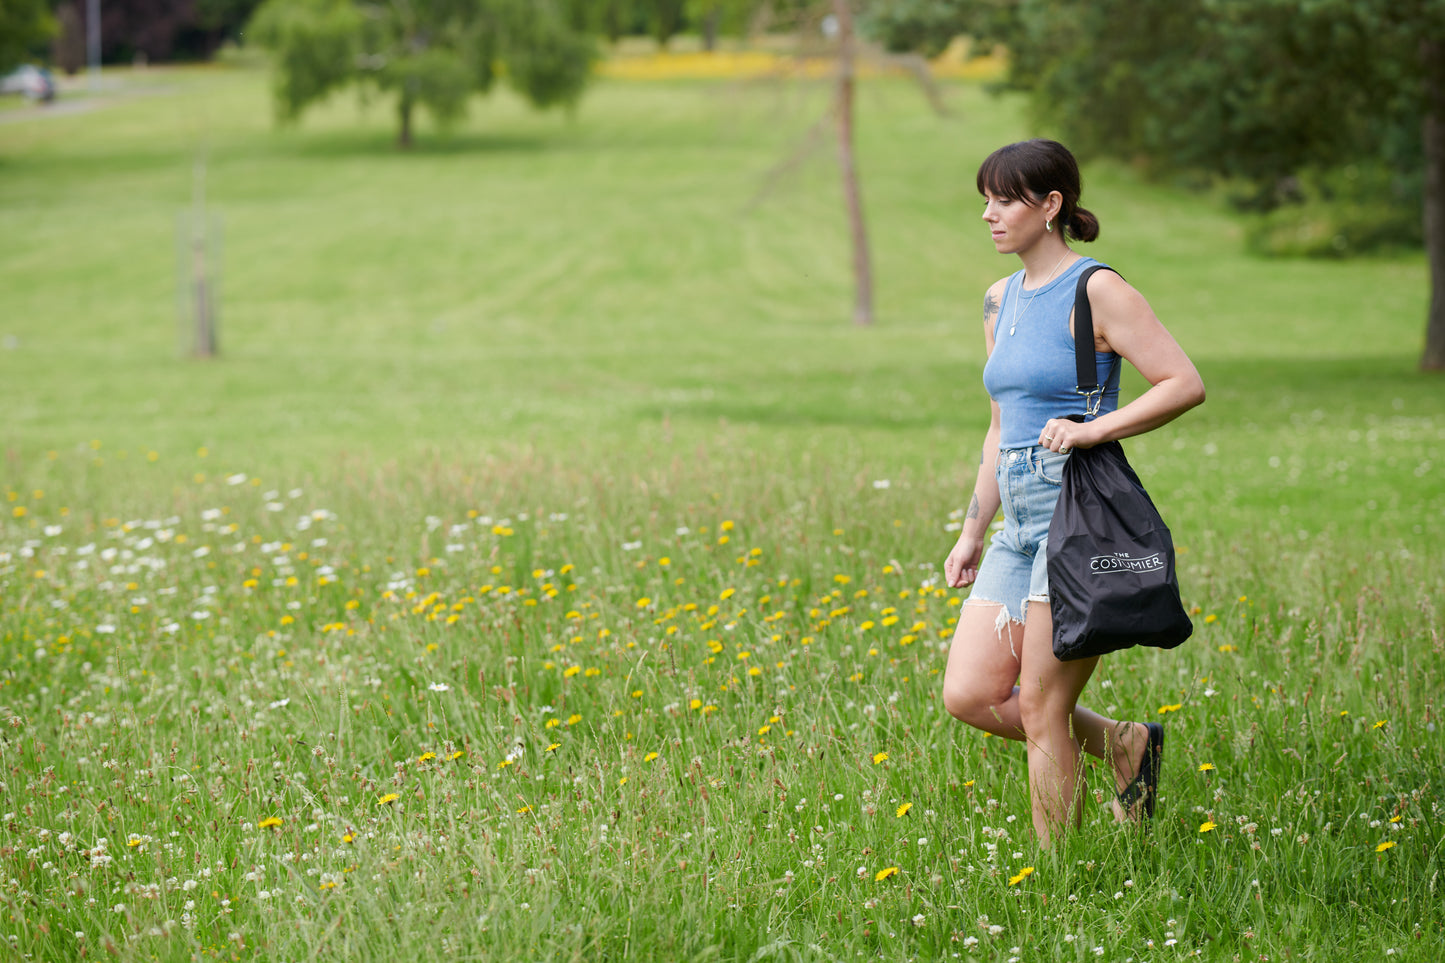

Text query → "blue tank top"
[982,256,1121,450]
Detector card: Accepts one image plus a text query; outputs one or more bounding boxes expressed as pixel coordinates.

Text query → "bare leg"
[1015,600,1099,844]
[942,601,1153,838]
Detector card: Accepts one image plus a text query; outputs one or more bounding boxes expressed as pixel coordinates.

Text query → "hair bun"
[1068,207,1100,243]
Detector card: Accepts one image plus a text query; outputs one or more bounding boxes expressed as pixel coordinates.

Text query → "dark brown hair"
[976,139,1100,242]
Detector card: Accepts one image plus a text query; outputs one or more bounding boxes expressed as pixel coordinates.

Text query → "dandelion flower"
[1158,703,1182,715]
[896,803,912,818]
[874,866,899,881]
[257,817,282,829]
[1197,763,1215,772]
[1199,821,1216,833]
[448,750,464,760]
[872,752,888,765]
[545,743,561,753]
[1373,719,1388,730]
[644,752,659,762]
[1376,841,1396,853]
[1008,867,1034,886]
[418,752,436,763]
[498,759,514,770]
[377,793,400,806]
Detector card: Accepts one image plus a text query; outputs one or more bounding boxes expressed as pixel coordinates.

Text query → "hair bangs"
[976,146,1037,205]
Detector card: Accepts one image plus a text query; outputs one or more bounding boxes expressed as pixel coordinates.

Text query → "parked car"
[0,65,57,102]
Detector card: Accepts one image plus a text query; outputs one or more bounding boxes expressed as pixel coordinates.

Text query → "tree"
[0,0,55,74]
[863,0,1445,370]
[648,0,688,48]
[686,0,762,49]
[248,0,595,148]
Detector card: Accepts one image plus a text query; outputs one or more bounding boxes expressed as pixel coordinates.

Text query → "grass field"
[1,59,1443,962]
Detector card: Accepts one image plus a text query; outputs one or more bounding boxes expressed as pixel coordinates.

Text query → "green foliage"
[866,0,1440,254]
[247,0,594,143]
[686,0,762,42]
[0,0,55,74]
[249,0,362,121]
[860,0,973,56]
[502,2,594,109]
[1243,163,1425,258]
[980,0,1440,206]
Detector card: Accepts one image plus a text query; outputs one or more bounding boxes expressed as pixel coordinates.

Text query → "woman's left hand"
[1038,418,1098,454]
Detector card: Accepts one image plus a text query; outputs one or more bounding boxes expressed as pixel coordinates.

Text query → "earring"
[1045,219,1053,233]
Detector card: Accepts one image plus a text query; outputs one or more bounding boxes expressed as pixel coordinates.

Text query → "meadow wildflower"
[1198,763,1215,772]
[1376,841,1396,852]
[377,793,400,806]
[896,803,912,818]
[257,817,282,829]
[872,752,888,764]
[1199,821,1216,833]
[1158,703,1182,715]
[1008,867,1034,885]
[874,866,899,881]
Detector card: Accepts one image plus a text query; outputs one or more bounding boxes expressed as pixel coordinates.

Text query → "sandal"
[1116,722,1164,821]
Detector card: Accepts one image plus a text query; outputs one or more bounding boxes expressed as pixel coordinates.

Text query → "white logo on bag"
[1089,552,1164,574]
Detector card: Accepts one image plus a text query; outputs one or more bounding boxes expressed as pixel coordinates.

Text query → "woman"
[942,139,1205,846]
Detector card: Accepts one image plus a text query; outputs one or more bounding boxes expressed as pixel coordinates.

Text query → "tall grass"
[0,62,1442,961]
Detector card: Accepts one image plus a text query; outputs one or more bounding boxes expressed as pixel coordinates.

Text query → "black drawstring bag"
[1046,266,1193,661]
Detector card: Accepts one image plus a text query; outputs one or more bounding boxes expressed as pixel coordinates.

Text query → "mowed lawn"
[0,61,1442,962]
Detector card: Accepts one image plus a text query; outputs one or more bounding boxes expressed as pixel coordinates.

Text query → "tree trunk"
[832,0,874,326]
[398,93,414,149]
[653,0,684,50]
[702,7,720,52]
[1422,38,1445,370]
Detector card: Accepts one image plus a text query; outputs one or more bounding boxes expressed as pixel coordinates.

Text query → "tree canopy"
[0,0,55,74]
[248,0,595,147]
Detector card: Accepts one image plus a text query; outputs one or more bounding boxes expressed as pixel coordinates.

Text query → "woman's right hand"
[945,535,985,588]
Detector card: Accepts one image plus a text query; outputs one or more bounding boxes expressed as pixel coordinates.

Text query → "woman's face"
[980,189,1053,255]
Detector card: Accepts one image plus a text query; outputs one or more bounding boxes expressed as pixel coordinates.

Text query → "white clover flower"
[911,913,925,927]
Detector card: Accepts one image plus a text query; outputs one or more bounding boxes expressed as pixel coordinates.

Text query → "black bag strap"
[1072,264,1122,417]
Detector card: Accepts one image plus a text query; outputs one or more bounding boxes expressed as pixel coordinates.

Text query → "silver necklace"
[1008,251,1071,336]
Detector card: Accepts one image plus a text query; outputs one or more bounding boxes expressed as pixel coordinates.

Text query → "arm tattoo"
[983,291,1000,325]
[965,493,981,521]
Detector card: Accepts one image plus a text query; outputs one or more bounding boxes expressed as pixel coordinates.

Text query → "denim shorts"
[966,445,1070,623]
